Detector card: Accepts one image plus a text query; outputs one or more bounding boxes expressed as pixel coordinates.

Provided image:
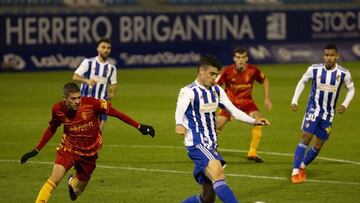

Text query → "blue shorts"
[301,112,332,141]
[100,114,107,121]
[186,145,226,184]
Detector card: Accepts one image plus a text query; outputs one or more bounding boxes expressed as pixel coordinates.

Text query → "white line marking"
[2,159,360,186]
[3,142,360,165]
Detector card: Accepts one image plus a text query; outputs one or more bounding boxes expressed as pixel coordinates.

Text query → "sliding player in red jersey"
[20,82,155,202]
[216,47,272,162]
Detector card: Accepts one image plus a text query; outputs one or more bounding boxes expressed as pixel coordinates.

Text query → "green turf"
[0,62,359,203]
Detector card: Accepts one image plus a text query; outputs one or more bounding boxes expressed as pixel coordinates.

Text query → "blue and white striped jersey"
[176,81,255,149]
[292,63,354,122]
[75,56,117,99]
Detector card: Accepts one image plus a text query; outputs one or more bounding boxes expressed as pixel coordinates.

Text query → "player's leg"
[205,160,238,203]
[201,183,216,203]
[291,127,314,183]
[68,154,98,200]
[216,109,231,134]
[247,110,264,162]
[182,183,215,203]
[302,120,330,168]
[35,164,67,203]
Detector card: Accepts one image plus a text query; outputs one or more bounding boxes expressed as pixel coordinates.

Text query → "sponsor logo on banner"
[266,13,286,40]
[352,43,360,57]
[311,11,360,39]
[1,53,26,70]
[249,45,271,60]
[272,45,317,63]
[120,51,201,66]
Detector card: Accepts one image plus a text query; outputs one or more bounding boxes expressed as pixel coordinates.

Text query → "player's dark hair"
[97,38,111,47]
[63,82,80,97]
[324,43,337,52]
[198,55,222,71]
[233,47,248,56]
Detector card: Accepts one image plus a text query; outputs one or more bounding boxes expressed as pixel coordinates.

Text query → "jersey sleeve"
[291,65,313,105]
[175,87,193,126]
[254,67,266,84]
[109,65,117,85]
[74,58,89,76]
[344,71,354,89]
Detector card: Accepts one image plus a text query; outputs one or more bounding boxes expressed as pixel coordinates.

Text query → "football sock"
[293,143,308,171]
[213,180,239,203]
[182,195,202,203]
[248,126,262,157]
[303,146,319,166]
[35,179,56,203]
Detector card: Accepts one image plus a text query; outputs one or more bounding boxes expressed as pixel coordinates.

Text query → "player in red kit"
[20,82,155,202]
[216,47,272,162]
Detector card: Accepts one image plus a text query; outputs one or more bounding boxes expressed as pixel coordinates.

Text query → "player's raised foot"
[68,175,77,201]
[299,168,307,180]
[247,155,264,163]
[291,174,306,184]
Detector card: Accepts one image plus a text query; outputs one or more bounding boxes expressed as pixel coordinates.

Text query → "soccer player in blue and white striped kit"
[175,55,270,203]
[73,38,117,131]
[290,44,355,184]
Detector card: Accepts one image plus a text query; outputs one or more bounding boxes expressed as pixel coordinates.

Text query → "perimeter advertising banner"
[0,9,359,71]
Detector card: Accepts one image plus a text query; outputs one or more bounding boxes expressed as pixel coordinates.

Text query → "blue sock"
[182,195,202,203]
[213,180,239,203]
[303,146,319,166]
[293,143,307,169]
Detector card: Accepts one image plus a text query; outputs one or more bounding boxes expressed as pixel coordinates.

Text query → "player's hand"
[291,103,298,112]
[264,99,272,111]
[20,149,38,164]
[254,118,270,126]
[86,79,97,86]
[175,125,187,136]
[336,105,346,114]
[138,124,155,137]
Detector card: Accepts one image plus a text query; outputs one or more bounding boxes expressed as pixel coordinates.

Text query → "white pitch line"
[2,159,360,186]
[2,142,360,165]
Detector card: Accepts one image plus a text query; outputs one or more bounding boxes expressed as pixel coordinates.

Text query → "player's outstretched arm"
[107,106,155,137]
[20,124,59,164]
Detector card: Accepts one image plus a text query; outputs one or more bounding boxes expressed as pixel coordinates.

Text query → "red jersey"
[217,64,265,106]
[49,97,108,156]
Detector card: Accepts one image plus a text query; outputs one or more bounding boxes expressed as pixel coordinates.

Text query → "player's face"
[97,42,111,60]
[198,66,219,88]
[65,92,81,111]
[323,49,338,70]
[233,52,248,71]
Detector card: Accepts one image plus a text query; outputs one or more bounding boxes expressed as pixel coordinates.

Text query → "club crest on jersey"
[326,126,331,135]
[82,112,88,120]
[336,75,340,82]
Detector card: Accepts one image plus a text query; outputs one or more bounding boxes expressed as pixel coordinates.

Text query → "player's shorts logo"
[305,122,310,128]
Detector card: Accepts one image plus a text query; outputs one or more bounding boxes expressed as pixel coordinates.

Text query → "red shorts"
[55,149,98,182]
[218,102,259,120]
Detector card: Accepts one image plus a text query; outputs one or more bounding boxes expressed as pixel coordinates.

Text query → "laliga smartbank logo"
[1,53,26,70]
[266,13,287,40]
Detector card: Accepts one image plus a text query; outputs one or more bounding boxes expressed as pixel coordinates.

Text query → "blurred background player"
[216,47,272,162]
[290,44,355,184]
[73,38,117,131]
[175,55,270,203]
[20,82,155,202]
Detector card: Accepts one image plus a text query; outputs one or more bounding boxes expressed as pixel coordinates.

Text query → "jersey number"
[305,113,316,122]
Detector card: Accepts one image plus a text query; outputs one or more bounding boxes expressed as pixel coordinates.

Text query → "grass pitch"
[0,61,359,203]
